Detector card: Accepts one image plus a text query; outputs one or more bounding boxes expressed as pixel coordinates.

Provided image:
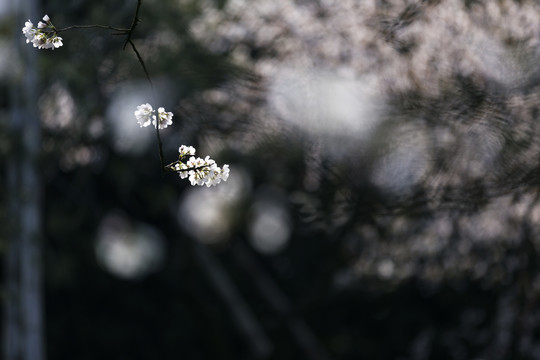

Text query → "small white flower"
[51,36,63,48]
[134,103,154,127]
[22,20,34,34]
[178,145,196,157]
[187,156,204,168]
[206,164,230,186]
[42,39,55,50]
[38,21,47,29]
[174,162,191,179]
[202,155,215,166]
[152,107,173,129]
[32,33,47,48]
[221,164,230,181]
[178,170,190,179]
[42,14,50,22]
[22,20,36,42]
[188,170,206,186]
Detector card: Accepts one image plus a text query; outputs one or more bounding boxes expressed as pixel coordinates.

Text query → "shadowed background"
[2,0,540,359]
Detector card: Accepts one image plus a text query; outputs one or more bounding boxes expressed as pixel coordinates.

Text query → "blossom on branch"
[136,105,228,186]
[178,145,196,157]
[22,20,37,42]
[152,107,173,129]
[22,15,63,50]
[168,146,230,187]
[23,12,229,187]
[134,103,154,127]
[134,103,173,129]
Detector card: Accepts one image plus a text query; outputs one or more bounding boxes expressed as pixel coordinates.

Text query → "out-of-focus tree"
[4,0,540,359]
[184,0,540,358]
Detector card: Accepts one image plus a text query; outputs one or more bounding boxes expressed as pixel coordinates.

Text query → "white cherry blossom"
[178,145,196,157]
[22,15,63,50]
[51,36,63,48]
[152,107,173,129]
[22,20,36,43]
[134,103,154,127]
[168,145,230,187]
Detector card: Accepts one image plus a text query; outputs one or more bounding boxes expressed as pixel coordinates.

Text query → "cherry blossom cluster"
[22,15,63,50]
[21,12,231,187]
[167,145,230,187]
[134,103,173,129]
[135,105,230,186]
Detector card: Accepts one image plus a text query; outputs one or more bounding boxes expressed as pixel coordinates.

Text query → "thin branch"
[126,40,163,172]
[49,1,166,173]
[164,162,215,173]
[155,124,165,173]
[127,39,152,87]
[55,24,129,33]
[122,1,165,173]
[123,0,142,50]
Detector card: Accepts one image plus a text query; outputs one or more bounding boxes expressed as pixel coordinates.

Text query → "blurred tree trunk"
[3,0,45,359]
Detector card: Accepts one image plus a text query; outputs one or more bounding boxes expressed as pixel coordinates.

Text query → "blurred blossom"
[106,83,155,154]
[248,186,291,255]
[377,259,395,279]
[453,122,504,181]
[268,68,384,146]
[191,0,540,96]
[370,123,430,196]
[189,0,540,294]
[96,212,165,280]
[58,145,103,171]
[347,192,540,287]
[88,117,106,139]
[458,196,518,243]
[178,166,251,243]
[39,83,77,130]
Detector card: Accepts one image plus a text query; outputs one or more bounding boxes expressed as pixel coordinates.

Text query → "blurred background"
[2,0,540,359]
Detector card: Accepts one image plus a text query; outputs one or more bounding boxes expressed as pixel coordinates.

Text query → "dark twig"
[123,0,165,173]
[126,39,152,88]
[55,24,129,33]
[155,123,165,173]
[164,162,214,173]
[126,39,163,172]
[56,0,163,172]
[123,0,142,50]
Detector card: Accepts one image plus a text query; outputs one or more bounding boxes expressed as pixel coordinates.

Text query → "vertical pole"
[3,0,45,358]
